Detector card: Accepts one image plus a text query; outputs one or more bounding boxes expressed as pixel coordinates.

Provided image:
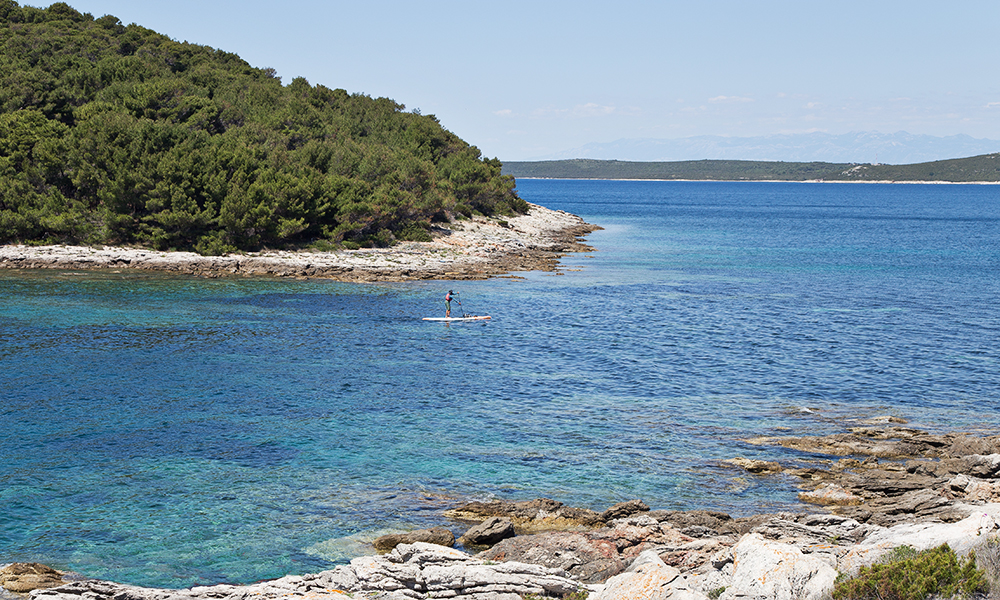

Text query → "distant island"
[502,154,1000,183]
[0,2,525,255]
[537,132,1000,165]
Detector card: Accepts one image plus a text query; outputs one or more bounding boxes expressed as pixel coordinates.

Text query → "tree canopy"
[0,1,527,254]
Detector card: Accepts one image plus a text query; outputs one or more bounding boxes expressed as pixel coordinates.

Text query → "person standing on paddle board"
[445,290,457,318]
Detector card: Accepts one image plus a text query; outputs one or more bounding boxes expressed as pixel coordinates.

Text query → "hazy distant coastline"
[533,132,1000,165]
[503,154,1000,183]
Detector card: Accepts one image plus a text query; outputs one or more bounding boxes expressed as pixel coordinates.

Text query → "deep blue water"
[2,180,998,588]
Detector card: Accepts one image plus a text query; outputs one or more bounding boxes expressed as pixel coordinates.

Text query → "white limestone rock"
[717,533,838,600]
[592,550,709,600]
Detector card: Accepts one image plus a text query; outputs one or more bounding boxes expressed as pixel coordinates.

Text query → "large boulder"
[600,499,650,522]
[591,550,709,600]
[716,533,838,600]
[965,454,1000,478]
[373,527,455,553]
[458,516,516,547]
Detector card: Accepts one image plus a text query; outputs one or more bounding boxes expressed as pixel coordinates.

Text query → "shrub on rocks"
[973,534,1000,597]
[832,544,988,600]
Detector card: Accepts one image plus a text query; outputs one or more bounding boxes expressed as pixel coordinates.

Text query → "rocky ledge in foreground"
[6,424,1000,600]
[0,204,600,282]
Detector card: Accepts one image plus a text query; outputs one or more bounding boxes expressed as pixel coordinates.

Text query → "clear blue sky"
[52,0,1000,160]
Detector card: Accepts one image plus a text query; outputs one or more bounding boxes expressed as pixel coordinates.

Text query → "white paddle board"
[422,316,492,322]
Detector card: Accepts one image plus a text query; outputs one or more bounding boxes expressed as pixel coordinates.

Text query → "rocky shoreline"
[5,423,1000,600]
[0,204,600,282]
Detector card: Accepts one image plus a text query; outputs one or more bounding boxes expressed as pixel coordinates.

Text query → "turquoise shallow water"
[2,180,999,587]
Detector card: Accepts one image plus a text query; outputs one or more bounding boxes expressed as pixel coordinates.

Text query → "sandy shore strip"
[0,204,600,282]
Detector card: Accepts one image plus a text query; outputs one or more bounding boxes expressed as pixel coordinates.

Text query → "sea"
[2,180,999,589]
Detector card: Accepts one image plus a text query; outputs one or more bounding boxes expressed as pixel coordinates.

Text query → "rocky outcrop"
[373,527,456,553]
[459,424,1000,597]
[444,497,650,533]
[19,426,1000,600]
[478,515,698,583]
[752,428,1000,527]
[745,513,877,549]
[587,509,1000,600]
[18,507,1000,600]
[747,427,1000,461]
[798,483,862,506]
[29,543,588,600]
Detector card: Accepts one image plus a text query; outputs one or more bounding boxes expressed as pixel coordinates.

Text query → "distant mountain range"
[537,132,1000,165]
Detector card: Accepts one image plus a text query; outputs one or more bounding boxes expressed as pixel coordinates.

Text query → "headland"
[0,204,599,282]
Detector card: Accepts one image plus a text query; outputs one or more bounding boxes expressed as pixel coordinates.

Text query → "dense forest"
[0,1,527,254]
[503,154,1000,182]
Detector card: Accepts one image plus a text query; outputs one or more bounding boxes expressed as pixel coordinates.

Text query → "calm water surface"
[2,180,998,587]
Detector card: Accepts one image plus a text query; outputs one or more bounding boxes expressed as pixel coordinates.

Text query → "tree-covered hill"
[832,153,1000,182]
[0,1,527,254]
[503,154,1000,182]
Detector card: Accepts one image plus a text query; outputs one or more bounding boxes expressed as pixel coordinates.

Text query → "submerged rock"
[723,457,783,475]
[444,497,604,530]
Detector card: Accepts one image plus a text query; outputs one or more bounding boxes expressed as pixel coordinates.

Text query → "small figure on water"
[445,290,457,318]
